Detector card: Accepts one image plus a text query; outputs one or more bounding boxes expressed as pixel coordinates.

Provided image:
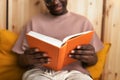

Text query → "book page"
[62,31,93,43]
[27,31,63,48]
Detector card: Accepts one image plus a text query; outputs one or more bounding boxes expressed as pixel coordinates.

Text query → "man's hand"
[18,48,50,69]
[69,44,98,67]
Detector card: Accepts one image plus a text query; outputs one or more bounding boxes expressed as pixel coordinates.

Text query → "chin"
[50,10,67,16]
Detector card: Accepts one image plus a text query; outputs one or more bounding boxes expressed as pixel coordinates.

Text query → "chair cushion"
[0,29,110,80]
[0,29,25,80]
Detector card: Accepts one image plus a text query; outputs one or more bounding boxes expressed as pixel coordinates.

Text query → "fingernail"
[77,45,81,49]
[43,53,48,57]
[47,61,51,64]
[69,54,72,58]
[47,58,51,62]
[71,50,75,53]
[35,48,39,52]
[47,59,51,64]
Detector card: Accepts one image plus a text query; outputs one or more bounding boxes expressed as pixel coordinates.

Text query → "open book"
[26,31,94,71]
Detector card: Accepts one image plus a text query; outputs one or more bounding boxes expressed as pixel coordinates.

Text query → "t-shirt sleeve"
[83,19,104,52]
[12,22,32,54]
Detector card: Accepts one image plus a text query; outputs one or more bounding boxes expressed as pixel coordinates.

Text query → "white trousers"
[23,69,93,80]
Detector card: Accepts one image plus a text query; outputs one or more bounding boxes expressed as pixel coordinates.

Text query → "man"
[12,0,103,80]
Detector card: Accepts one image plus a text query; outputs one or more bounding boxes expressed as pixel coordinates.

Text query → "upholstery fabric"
[0,29,25,80]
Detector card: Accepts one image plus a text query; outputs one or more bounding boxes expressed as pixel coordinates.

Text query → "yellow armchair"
[0,29,110,80]
[0,29,25,80]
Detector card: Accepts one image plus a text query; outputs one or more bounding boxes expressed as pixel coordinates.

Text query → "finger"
[71,50,75,54]
[74,45,93,51]
[34,57,51,64]
[79,55,95,62]
[69,54,81,60]
[72,45,81,50]
[69,50,95,57]
[81,50,95,55]
[34,52,48,58]
[70,49,83,55]
[69,53,93,60]
[70,49,95,56]
[80,44,94,50]
[25,48,39,54]
[76,45,82,49]
[69,50,76,58]
[77,49,95,55]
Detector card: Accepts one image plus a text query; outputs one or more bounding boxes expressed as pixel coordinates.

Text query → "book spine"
[56,43,67,70]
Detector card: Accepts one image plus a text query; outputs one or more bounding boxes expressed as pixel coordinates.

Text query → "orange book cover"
[26,31,94,71]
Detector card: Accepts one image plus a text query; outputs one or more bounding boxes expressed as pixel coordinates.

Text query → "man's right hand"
[18,48,50,69]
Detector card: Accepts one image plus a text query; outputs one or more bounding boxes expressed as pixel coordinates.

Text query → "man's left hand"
[69,44,98,67]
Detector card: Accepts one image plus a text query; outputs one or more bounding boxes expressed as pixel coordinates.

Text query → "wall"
[8,0,47,33]
[0,0,6,29]
[102,0,120,80]
[68,0,103,38]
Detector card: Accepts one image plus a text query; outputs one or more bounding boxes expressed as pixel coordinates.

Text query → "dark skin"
[45,0,68,16]
[18,0,98,69]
